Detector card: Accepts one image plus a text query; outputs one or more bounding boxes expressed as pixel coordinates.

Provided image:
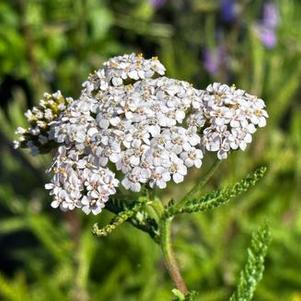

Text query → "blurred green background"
[0,0,301,300]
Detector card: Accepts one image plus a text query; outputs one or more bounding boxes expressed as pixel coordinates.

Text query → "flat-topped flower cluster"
[14,53,268,215]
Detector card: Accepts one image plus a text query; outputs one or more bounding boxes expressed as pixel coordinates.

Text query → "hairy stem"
[159,217,188,295]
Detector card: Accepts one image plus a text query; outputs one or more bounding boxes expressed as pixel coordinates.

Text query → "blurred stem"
[159,217,188,295]
[174,159,221,212]
[18,0,45,98]
[65,211,88,301]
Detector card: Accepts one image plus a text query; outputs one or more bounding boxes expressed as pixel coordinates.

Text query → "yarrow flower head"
[189,82,268,159]
[14,53,268,215]
[45,146,118,215]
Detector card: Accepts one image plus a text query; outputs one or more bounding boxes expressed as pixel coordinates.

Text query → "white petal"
[184,158,194,168]
[51,200,60,208]
[247,123,256,133]
[173,173,184,183]
[162,172,171,182]
[217,150,228,160]
[99,119,110,129]
[109,153,120,163]
[45,183,54,190]
[148,125,161,137]
[189,135,200,146]
[92,205,103,215]
[131,182,141,192]
[122,178,131,190]
[244,133,252,143]
[157,180,167,189]
[130,156,140,166]
[194,159,202,168]
[239,141,247,151]
[110,117,121,126]
[128,70,139,80]
[82,206,91,215]
[112,77,123,86]
[230,119,240,128]
[178,165,187,175]
[175,110,185,122]
[258,117,267,127]
[87,127,98,137]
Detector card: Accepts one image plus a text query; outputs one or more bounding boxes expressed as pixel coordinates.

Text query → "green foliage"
[172,288,186,300]
[172,289,199,301]
[229,224,271,301]
[105,197,160,241]
[165,167,267,217]
[0,273,30,301]
[92,202,145,237]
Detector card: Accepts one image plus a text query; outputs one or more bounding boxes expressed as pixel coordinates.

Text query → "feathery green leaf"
[165,166,267,217]
[92,202,145,237]
[105,197,160,240]
[229,223,271,301]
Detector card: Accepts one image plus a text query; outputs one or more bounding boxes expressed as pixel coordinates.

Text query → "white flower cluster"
[82,53,166,94]
[188,83,268,159]
[15,53,268,215]
[45,146,118,215]
[50,74,205,195]
[14,91,73,154]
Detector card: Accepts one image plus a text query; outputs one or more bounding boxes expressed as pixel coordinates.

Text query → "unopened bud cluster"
[14,53,268,215]
[14,91,73,154]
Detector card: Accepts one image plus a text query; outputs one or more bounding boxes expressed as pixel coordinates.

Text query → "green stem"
[160,217,188,295]
[174,159,222,212]
[150,197,188,294]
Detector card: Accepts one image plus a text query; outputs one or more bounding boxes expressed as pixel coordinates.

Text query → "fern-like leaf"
[229,223,271,301]
[92,202,145,237]
[165,166,267,217]
[105,198,160,241]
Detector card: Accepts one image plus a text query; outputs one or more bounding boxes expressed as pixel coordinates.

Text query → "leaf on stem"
[229,223,271,301]
[92,202,144,237]
[105,197,160,241]
[165,166,267,217]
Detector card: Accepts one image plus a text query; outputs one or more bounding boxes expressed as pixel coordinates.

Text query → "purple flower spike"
[255,1,279,49]
[203,46,226,76]
[150,0,166,9]
[259,27,277,49]
[262,2,279,28]
[220,0,236,23]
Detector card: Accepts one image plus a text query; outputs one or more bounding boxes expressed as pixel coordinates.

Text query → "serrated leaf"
[229,224,271,301]
[165,166,267,217]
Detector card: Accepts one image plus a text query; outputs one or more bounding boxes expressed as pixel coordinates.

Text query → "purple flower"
[259,27,277,49]
[256,2,279,48]
[220,0,236,23]
[203,46,227,76]
[262,2,279,28]
[150,0,166,9]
